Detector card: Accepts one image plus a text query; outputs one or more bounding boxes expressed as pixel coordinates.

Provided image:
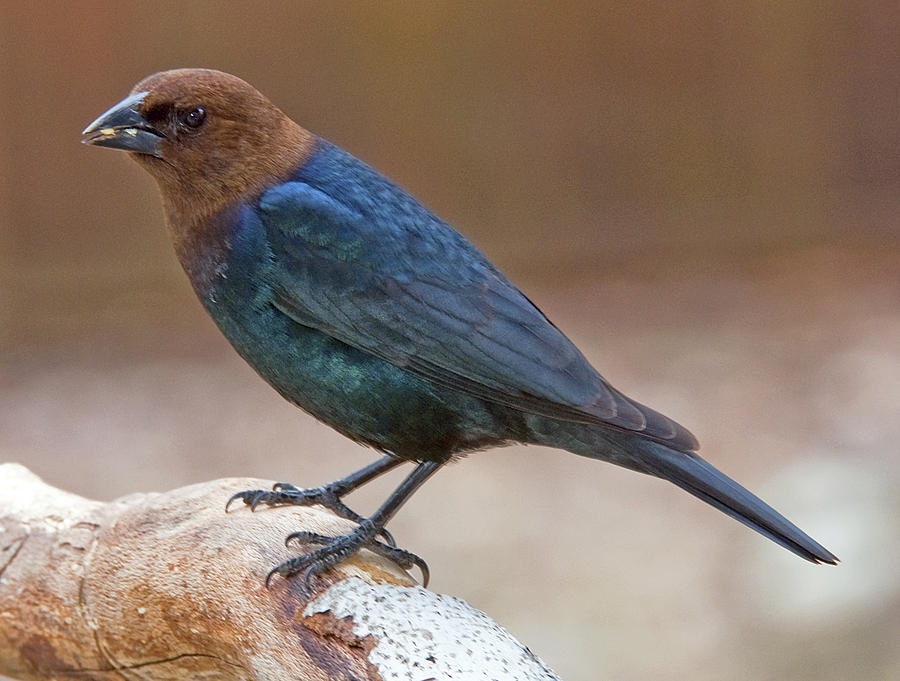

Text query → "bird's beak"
[81,92,165,158]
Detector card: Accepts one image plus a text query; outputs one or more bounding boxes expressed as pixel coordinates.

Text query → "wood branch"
[0,463,561,681]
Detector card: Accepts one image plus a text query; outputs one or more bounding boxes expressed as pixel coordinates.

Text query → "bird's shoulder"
[259,141,487,272]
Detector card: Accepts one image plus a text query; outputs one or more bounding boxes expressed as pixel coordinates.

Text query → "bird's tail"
[625,438,838,564]
[536,418,841,564]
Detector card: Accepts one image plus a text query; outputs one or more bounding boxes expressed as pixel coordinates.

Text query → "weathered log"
[0,463,560,680]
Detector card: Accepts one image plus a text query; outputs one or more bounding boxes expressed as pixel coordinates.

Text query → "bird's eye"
[180,106,207,129]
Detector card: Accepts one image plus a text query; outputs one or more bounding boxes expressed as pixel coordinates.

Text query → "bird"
[82,68,837,585]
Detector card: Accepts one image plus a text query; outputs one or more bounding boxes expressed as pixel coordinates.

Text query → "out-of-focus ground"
[2,4,899,681]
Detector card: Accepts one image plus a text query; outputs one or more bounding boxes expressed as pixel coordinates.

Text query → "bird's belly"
[203,278,514,461]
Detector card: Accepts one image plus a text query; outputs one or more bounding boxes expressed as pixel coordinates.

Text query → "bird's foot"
[226,482,395,546]
[227,481,349,514]
[266,519,429,589]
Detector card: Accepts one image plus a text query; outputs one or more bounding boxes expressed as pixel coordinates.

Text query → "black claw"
[354,539,430,587]
[265,565,281,589]
[225,492,244,512]
[226,490,262,512]
[272,482,299,493]
[303,565,317,590]
[394,550,429,587]
[379,527,397,548]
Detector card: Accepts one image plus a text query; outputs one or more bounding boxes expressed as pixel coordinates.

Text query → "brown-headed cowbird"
[82,69,837,585]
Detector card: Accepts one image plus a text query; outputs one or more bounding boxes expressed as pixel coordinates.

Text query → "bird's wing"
[259,181,698,451]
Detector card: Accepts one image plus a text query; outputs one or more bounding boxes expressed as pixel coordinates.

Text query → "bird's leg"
[227,455,405,544]
[267,460,442,589]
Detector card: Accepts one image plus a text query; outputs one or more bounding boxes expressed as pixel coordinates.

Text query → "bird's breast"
[171,202,265,307]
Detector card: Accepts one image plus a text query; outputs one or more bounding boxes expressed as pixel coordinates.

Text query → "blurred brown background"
[2,3,899,680]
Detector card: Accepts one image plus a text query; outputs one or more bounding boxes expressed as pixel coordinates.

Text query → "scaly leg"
[227,455,405,545]
[267,460,442,588]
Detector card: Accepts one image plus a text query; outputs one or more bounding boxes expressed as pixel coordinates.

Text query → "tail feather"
[634,440,838,564]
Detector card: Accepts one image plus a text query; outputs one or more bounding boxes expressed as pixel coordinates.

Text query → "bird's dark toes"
[226,489,268,512]
[228,483,368,526]
[250,492,278,511]
[265,550,330,589]
[226,485,342,514]
[361,541,430,587]
[284,530,331,547]
[266,539,354,588]
[287,523,394,548]
[270,521,426,587]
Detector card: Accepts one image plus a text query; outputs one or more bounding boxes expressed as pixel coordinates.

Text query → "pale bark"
[0,463,560,680]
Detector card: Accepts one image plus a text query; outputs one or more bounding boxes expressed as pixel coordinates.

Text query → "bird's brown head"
[82,68,313,225]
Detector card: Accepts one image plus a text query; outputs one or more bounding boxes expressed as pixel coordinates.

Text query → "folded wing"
[260,181,698,452]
